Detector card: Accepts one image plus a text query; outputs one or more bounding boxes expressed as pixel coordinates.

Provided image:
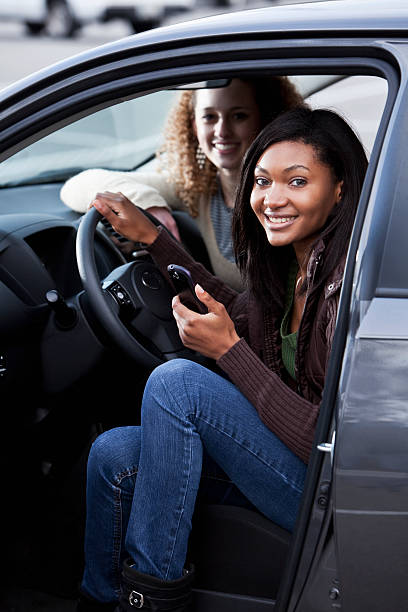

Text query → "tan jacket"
[60,168,243,291]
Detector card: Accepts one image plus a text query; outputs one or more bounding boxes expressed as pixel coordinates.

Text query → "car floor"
[0,587,77,612]
[0,358,154,612]
[0,422,91,612]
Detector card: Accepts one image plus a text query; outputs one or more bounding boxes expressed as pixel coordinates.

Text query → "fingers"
[172,295,199,344]
[172,288,223,336]
[89,191,159,244]
[194,284,224,314]
[91,197,117,222]
[172,290,238,359]
[172,295,196,320]
[92,191,129,216]
[147,207,181,241]
[172,294,201,327]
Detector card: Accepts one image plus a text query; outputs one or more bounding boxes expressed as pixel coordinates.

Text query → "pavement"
[0,0,335,89]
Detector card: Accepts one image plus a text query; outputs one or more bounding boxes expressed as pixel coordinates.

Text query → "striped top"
[210,182,235,264]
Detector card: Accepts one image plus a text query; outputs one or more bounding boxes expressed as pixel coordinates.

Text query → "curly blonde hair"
[157,76,304,217]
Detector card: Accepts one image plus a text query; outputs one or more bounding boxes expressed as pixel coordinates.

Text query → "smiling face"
[193,79,262,177]
[250,140,343,260]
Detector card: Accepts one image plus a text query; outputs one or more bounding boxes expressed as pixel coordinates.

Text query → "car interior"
[0,70,387,612]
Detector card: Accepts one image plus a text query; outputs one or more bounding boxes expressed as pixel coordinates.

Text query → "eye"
[290,177,307,187]
[254,177,270,187]
[232,112,249,121]
[201,113,217,122]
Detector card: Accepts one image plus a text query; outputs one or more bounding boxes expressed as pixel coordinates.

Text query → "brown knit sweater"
[148,228,343,464]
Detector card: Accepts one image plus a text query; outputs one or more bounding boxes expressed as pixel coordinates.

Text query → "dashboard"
[0,182,126,399]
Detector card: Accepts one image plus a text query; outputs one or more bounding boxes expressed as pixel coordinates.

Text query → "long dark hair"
[233,106,368,308]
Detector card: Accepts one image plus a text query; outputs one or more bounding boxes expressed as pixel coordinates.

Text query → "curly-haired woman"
[61,77,303,290]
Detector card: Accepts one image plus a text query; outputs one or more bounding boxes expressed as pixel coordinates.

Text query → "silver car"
[0,0,405,610]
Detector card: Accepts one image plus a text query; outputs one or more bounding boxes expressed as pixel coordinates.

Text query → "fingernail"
[196,284,204,293]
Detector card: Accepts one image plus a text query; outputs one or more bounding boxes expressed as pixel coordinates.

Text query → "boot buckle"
[129,590,144,608]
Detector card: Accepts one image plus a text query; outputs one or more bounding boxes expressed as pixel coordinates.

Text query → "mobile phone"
[167,264,207,314]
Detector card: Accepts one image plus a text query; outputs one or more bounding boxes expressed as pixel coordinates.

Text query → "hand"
[90,191,159,245]
[146,206,181,242]
[172,284,240,360]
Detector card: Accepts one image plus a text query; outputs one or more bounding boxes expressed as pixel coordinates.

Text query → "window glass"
[304,75,388,155]
[0,75,388,188]
[0,90,177,187]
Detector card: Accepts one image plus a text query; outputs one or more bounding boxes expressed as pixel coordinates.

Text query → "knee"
[87,430,118,484]
[87,428,139,487]
[143,359,205,419]
[146,359,203,395]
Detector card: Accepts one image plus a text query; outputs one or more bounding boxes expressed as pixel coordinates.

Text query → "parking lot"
[0,20,131,89]
[0,0,329,89]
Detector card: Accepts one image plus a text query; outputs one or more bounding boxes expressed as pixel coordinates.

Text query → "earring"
[196,145,206,169]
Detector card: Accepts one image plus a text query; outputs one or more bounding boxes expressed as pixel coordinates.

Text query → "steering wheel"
[76,206,191,368]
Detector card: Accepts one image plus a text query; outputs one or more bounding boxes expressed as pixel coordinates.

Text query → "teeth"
[266,216,295,224]
[214,143,235,150]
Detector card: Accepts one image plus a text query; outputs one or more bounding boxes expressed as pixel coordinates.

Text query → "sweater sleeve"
[147,227,240,309]
[217,339,319,463]
[60,168,183,213]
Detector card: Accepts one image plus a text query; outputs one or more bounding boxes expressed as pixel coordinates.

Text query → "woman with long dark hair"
[77,107,368,612]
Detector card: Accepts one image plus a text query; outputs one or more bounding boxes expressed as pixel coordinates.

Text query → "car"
[0,0,406,610]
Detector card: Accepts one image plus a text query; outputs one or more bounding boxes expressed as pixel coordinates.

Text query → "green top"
[280,260,299,381]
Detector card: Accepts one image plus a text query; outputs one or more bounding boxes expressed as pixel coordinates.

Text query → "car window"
[0,74,387,188]
[0,89,177,187]
[304,75,388,155]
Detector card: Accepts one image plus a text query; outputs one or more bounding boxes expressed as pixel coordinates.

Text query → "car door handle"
[317,430,336,465]
[317,442,332,452]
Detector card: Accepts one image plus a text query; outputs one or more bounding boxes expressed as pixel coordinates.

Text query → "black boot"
[76,590,117,612]
[116,559,195,611]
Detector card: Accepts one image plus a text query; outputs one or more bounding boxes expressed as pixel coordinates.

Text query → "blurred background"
[0,0,333,90]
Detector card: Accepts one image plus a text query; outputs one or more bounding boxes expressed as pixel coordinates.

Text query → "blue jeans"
[82,359,307,603]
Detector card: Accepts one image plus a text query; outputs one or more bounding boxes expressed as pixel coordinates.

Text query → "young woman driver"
[77,107,368,611]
